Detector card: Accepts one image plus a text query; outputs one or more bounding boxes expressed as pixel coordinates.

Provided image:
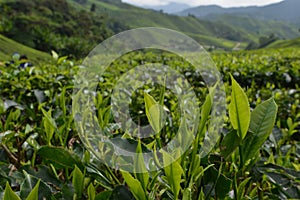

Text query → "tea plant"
[0,48,299,199]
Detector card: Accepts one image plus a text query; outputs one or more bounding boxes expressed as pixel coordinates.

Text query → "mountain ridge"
[143,2,191,13]
[178,0,300,25]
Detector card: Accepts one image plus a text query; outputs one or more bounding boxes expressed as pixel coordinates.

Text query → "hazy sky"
[122,0,284,7]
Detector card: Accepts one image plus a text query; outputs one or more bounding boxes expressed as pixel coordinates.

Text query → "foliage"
[0,0,127,58]
[0,48,299,199]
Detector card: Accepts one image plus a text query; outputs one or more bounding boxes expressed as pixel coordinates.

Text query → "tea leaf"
[134,140,149,189]
[144,92,166,134]
[122,171,147,200]
[163,152,183,200]
[229,75,250,139]
[25,180,40,200]
[241,98,278,164]
[72,165,84,198]
[4,182,21,200]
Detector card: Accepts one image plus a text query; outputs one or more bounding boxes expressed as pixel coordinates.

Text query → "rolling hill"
[2,0,296,58]
[0,0,255,58]
[142,2,191,14]
[67,0,254,48]
[177,0,300,40]
[0,34,51,63]
[178,0,300,24]
[265,37,300,48]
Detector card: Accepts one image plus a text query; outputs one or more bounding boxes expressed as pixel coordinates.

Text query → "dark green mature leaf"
[86,164,113,190]
[220,130,241,160]
[205,166,232,199]
[229,75,250,139]
[4,182,20,200]
[241,98,278,164]
[37,146,84,170]
[20,165,61,187]
[215,173,232,199]
[108,186,134,200]
[95,191,112,200]
[20,171,52,199]
[61,184,74,200]
[255,162,300,198]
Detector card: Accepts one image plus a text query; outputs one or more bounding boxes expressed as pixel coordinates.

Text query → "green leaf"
[25,180,40,200]
[241,98,278,164]
[57,56,68,65]
[95,191,113,200]
[163,152,183,200]
[20,171,52,199]
[37,146,84,170]
[220,130,241,160]
[0,99,4,114]
[72,165,84,198]
[134,140,149,189]
[42,108,57,145]
[144,92,166,134]
[122,171,147,200]
[88,184,95,200]
[237,177,251,200]
[4,182,21,200]
[229,75,250,139]
[51,50,59,60]
[108,186,134,200]
[182,188,192,200]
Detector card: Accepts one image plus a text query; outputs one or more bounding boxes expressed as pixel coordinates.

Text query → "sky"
[122,0,284,8]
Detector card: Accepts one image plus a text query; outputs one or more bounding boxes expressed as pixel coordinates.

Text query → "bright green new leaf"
[163,151,183,200]
[121,171,147,200]
[182,188,192,200]
[25,180,40,200]
[144,92,166,134]
[237,177,251,200]
[229,75,250,139]
[4,182,21,200]
[88,184,95,200]
[72,165,84,198]
[241,98,278,164]
[134,140,149,189]
[42,108,57,145]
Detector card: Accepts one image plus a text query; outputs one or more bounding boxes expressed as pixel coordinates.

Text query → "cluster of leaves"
[0,48,299,199]
[0,0,127,58]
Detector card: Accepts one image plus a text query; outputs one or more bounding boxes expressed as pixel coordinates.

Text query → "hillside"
[0,34,51,63]
[67,0,254,49]
[177,0,300,40]
[143,2,191,13]
[178,0,300,24]
[0,0,127,58]
[265,37,300,48]
[0,0,253,57]
[207,14,299,40]
[3,0,291,57]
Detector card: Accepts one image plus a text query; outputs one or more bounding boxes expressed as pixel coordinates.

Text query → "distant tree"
[90,3,96,12]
